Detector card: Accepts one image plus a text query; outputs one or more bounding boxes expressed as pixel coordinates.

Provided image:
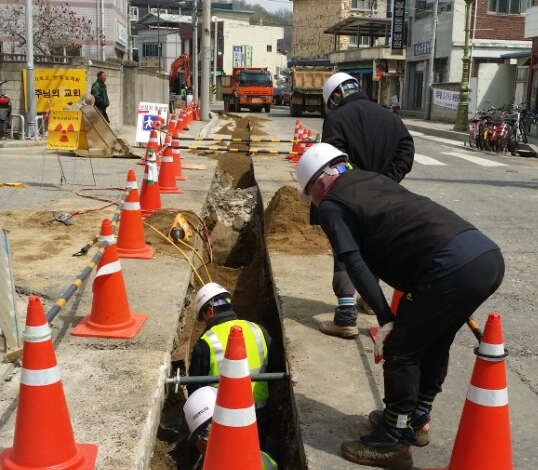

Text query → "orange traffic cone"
[449,312,512,469]
[167,109,178,136]
[172,130,187,181]
[289,128,306,164]
[422,312,512,470]
[288,120,302,161]
[158,134,184,194]
[204,325,262,470]
[0,296,98,470]
[71,219,148,339]
[139,150,162,217]
[305,129,313,148]
[116,169,154,259]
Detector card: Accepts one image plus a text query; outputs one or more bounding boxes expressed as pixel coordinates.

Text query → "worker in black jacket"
[315,72,415,339]
[296,143,504,470]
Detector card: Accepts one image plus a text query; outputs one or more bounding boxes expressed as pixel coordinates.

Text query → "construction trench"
[148,117,309,470]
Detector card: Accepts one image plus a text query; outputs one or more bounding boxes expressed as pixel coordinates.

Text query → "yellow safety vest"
[262,451,278,470]
[203,451,277,470]
[201,319,269,407]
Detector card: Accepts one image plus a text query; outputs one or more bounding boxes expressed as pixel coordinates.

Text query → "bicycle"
[506,104,536,156]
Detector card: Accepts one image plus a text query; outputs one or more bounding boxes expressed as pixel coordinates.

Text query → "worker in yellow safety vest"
[188,282,282,451]
[183,386,278,469]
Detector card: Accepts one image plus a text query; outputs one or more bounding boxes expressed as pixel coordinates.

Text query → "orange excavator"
[169,52,191,95]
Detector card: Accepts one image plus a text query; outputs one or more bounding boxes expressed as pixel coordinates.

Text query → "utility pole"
[424,0,438,120]
[453,0,474,131]
[192,0,199,103]
[200,0,211,120]
[25,0,36,139]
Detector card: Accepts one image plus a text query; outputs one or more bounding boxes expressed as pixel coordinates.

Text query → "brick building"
[291,0,533,116]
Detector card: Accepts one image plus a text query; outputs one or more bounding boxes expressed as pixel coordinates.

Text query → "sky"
[250,0,292,13]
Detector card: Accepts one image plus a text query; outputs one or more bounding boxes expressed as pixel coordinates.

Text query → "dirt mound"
[265,185,331,255]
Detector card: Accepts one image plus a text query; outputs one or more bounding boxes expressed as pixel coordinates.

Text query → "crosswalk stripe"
[414,153,446,165]
[442,151,508,167]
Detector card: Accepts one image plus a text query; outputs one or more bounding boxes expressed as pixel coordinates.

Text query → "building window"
[349,35,372,47]
[351,0,378,11]
[128,6,139,21]
[267,45,272,52]
[488,0,531,14]
[150,7,168,14]
[142,43,159,57]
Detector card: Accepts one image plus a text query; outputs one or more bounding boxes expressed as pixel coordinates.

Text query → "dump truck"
[222,67,273,113]
[289,66,335,118]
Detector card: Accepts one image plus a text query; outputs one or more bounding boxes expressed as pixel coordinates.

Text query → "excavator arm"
[169,52,191,94]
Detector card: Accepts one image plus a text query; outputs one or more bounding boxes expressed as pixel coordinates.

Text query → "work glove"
[374,322,394,364]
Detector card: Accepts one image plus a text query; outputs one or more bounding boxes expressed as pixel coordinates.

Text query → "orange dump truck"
[222,67,273,113]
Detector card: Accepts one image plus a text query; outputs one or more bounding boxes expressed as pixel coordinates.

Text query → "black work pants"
[382,249,505,414]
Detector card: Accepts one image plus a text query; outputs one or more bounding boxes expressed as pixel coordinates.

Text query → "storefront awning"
[341,68,373,74]
[325,17,392,38]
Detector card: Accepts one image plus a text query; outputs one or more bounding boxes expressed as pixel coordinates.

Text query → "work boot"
[341,422,414,470]
[319,306,359,338]
[368,409,431,446]
[318,321,358,339]
[356,296,375,315]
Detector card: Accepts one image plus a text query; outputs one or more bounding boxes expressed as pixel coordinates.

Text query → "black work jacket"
[322,91,414,183]
[322,170,476,290]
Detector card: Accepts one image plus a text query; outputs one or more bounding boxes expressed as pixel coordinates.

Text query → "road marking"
[414,153,446,165]
[442,151,508,167]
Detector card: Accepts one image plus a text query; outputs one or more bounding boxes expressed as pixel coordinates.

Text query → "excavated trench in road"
[149,120,305,470]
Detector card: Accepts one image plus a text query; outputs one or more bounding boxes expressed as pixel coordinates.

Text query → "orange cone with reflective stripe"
[172,131,187,181]
[71,219,148,339]
[204,325,262,470]
[422,312,512,470]
[158,134,184,194]
[116,169,154,259]
[288,120,302,161]
[0,296,98,470]
[289,128,306,164]
[167,109,178,136]
[139,151,162,217]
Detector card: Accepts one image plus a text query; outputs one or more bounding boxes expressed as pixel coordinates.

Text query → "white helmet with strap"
[195,282,231,319]
[295,143,349,202]
[183,386,218,438]
[323,72,359,109]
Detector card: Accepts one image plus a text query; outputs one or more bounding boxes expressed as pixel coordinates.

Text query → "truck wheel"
[264,105,271,113]
[290,104,302,118]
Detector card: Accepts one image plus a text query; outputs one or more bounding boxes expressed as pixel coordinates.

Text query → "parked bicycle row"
[467,103,538,155]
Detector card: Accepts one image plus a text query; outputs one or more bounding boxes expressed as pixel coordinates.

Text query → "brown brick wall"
[473,0,525,41]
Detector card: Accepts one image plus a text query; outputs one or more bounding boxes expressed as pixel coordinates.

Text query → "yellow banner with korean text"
[23,68,86,113]
[46,110,82,151]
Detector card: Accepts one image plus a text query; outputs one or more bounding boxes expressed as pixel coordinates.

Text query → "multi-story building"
[291,0,534,116]
[134,3,286,89]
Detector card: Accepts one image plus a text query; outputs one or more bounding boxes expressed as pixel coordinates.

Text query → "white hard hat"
[322,72,358,104]
[295,143,348,202]
[194,282,231,319]
[183,386,218,437]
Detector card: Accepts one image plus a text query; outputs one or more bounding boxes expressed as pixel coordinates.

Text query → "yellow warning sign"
[23,68,87,113]
[46,111,82,151]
